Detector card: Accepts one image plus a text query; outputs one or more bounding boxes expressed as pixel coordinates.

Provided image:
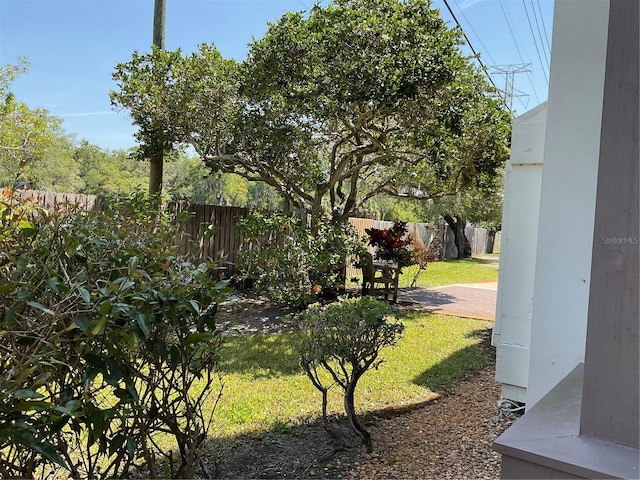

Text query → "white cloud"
[457,0,482,11]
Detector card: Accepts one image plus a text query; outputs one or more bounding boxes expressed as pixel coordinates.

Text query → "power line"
[525,71,541,104]
[442,0,499,91]
[529,0,551,66]
[535,0,552,55]
[497,0,542,104]
[522,0,549,85]
[498,0,526,64]
[452,0,497,65]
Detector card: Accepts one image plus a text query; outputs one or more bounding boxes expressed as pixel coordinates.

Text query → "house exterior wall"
[525,0,609,408]
[579,0,639,448]
[492,103,546,403]
[495,2,639,476]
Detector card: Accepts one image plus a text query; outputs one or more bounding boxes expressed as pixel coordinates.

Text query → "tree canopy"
[0,59,65,188]
[111,0,511,223]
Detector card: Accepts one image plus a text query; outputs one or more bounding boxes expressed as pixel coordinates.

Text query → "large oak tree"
[111,0,510,225]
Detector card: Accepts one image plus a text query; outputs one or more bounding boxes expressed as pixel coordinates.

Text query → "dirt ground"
[203,292,517,480]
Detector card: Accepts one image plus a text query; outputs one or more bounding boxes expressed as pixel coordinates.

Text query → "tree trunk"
[344,375,372,452]
[149,151,164,196]
[443,214,472,259]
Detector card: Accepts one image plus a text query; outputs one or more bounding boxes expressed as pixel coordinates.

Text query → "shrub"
[0,189,228,479]
[235,212,366,308]
[297,297,404,452]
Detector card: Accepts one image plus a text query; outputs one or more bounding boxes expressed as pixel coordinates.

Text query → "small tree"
[298,297,404,452]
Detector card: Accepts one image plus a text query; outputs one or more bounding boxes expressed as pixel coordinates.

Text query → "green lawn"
[398,257,499,288]
[208,311,493,443]
[347,257,499,290]
[197,257,499,451]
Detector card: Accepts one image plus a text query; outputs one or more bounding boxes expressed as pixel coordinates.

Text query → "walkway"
[398,281,498,321]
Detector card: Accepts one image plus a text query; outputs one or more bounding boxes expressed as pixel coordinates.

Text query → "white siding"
[526,0,610,408]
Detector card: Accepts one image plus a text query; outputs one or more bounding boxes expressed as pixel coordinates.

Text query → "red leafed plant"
[365,221,416,269]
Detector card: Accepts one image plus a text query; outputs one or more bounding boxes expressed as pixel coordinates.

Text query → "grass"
[397,257,499,288]
[346,256,499,290]
[172,257,498,461]
[348,257,499,289]
[207,311,493,442]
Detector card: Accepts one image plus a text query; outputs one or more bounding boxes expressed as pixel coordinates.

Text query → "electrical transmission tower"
[490,64,531,113]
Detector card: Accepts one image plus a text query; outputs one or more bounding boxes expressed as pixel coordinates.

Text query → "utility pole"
[490,64,531,115]
[153,0,165,49]
[149,0,166,196]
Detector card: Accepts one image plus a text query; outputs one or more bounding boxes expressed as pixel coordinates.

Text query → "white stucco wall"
[493,103,547,403]
[526,0,610,408]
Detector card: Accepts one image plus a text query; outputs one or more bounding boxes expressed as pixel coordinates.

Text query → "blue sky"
[0,0,553,151]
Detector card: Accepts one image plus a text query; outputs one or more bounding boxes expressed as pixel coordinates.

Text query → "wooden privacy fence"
[17,189,103,211]
[169,202,249,279]
[12,190,497,280]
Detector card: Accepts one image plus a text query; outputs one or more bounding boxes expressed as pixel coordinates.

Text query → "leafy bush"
[297,297,404,452]
[235,212,366,308]
[0,189,228,478]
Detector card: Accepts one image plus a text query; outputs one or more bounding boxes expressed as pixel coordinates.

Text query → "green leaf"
[169,344,181,366]
[87,410,107,448]
[47,276,63,294]
[26,301,54,315]
[30,442,67,469]
[98,300,112,315]
[83,353,104,368]
[125,382,139,402]
[128,255,139,273]
[109,433,126,456]
[13,400,53,412]
[188,299,201,313]
[74,314,91,332]
[2,306,16,322]
[184,332,215,345]
[78,286,91,304]
[14,389,44,400]
[18,219,38,237]
[54,399,83,417]
[155,338,168,358]
[91,316,108,335]
[127,437,136,458]
[136,313,150,338]
[103,364,124,386]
